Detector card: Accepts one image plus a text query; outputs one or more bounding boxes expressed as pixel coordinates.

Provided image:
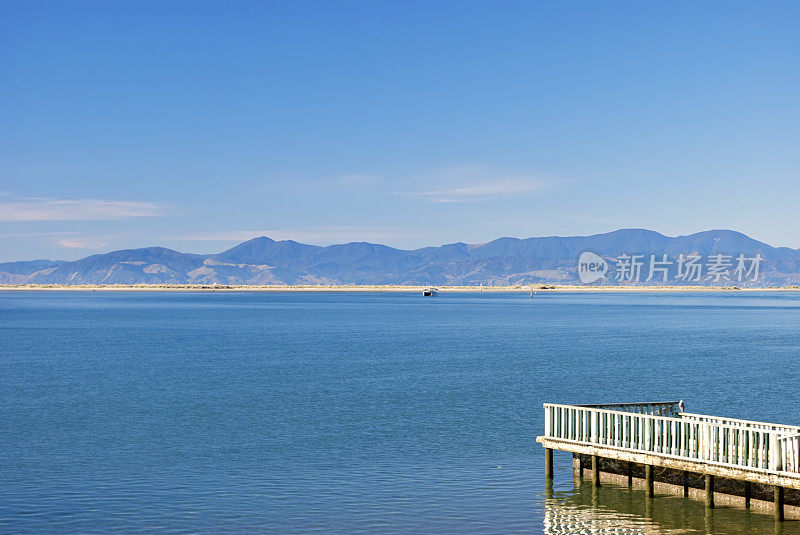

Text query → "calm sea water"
[2,290,800,534]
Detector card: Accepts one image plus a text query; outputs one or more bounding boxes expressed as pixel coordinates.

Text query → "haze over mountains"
[2,229,800,286]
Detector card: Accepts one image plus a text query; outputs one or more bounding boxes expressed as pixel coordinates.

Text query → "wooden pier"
[537,401,800,521]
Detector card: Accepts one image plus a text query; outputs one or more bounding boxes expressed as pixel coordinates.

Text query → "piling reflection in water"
[543,480,800,534]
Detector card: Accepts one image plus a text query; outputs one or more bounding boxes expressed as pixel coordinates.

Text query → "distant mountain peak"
[1,228,796,286]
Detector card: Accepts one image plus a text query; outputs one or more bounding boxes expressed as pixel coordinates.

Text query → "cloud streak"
[0,196,164,221]
[56,237,111,249]
[393,165,549,203]
[399,177,546,203]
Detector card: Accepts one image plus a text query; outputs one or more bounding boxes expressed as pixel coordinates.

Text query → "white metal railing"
[679,412,800,435]
[579,401,680,417]
[543,403,800,475]
[678,412,800,472]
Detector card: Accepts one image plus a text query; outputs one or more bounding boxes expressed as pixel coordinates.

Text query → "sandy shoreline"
[1,284,799,293]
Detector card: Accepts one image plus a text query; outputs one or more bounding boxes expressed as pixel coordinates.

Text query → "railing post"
[701,424,710,461]
[584,409,589,442]
[544,405,551,437]
[637,416,643,450]
[770,433,780,471]
[654,419,659,453]
[566,408,572,440]
[547,406,551,436]
[573,408,578,440]
[671,421,677,455]
[622,415,627,449]
[737,428,744,466]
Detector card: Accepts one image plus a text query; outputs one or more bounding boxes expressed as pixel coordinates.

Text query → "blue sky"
[2,1,799,261]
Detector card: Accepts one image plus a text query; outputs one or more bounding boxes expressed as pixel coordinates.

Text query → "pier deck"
[537,401,800,520]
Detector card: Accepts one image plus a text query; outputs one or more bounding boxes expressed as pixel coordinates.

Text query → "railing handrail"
[545,403,682,420]
[577,401,680,407]
[543,403,799,436]
[679,412,800,434]
[543,403,725,431]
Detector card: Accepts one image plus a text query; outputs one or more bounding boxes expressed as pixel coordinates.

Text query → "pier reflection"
[543,480,800,534]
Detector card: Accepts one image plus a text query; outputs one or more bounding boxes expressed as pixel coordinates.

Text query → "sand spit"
[2,284,800,293]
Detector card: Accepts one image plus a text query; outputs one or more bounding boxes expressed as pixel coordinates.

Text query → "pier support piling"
[591,455,600,487]
[775,485,784,521]
[705,474,714,509]
[745,481,751,508]
[626,461,633,488]
[644,464,654,497]
[544,448,553,479]
[682,471,689,497]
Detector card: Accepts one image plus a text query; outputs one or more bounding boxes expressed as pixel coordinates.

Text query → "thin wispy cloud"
[249,173,380,194]
[57,237,110,249]
[393,165,549,203]
[0,231,80,238]
[400,177,546,203]
[0,230,122,256]
[0,196,164,221]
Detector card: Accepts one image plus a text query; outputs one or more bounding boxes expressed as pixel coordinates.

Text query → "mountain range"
[2,229,800,286]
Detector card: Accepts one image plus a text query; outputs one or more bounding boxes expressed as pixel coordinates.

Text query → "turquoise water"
[2,291,800,533]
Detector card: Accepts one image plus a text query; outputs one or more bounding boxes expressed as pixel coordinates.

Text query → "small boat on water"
[422,287,438,296]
